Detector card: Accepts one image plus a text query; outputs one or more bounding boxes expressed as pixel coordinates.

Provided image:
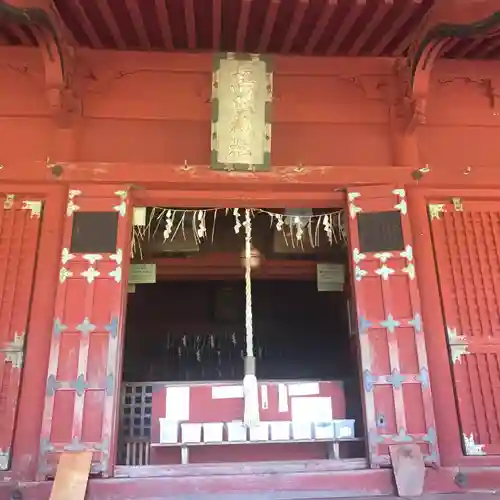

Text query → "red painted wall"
[2,49,500,172]
[1,46,500,485]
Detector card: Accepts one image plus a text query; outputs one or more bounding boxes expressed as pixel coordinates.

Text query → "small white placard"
[278,384,289,412]
[317,263,345,292]
[165,386,190,421]
[270,421,290,441]
[249,422,269,441]
[227,421,247,442]
[129,264,156,284]
[291,396,332,422]
[133,207,146,226]
[335,420,355,439]
[314,421,334,439]
[261,384,268,410]
[159,419,179,444]
[292,421,312,440]
[203,422,224,443]
[212,385,244,399]
[181,422,202,443]
[288,382,320,396]
[127,284,136,293]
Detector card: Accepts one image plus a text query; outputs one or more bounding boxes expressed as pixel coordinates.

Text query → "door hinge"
[451,197,464,212]
[0,448,10,470]
[3,195,14,210]
[447,326,469,364]
[0,332,25,369]
[428,204,446,220]
[22,200,42,218]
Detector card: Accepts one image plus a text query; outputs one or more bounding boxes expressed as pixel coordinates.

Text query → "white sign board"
[129,264,156,284]
[133,207,146,226]
[165,386,190,421]
[316,263,344,292]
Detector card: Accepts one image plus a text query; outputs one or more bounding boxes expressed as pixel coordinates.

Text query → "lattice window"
[118,383,153,465]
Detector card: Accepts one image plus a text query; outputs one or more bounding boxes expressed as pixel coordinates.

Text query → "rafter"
[10,24,34,45]
[184,0,196,49]
[477,36,500,58]
[439,38,461,56]
[348,0,393,55]
[326,0,366,55]
[125,0,151,49]
[51,2,78,47]
[212,0,222,49]
[258,0,280,53]
[453,37,487,58]
[304,0,337,55]
[0,30,8,44]
[96,0,126,49]
[281,0,308,53]
[154,0,174,50]
[236,0,252,52]
[69,0,102,48]
[393,28,421,56]
[372,0,421,56]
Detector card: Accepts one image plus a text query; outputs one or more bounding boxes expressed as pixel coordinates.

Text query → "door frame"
[113,184,370,477]
[408,186,500,468]
[0,184,67,482]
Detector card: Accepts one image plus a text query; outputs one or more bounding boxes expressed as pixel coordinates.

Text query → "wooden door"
[429,199,500,456]
[39,186,131,478]
[347,186,438,467]
[0,194,42,470]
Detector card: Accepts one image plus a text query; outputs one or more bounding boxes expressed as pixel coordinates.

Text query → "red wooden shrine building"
[1,0,500,498]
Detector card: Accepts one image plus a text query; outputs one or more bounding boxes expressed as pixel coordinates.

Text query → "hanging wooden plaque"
[211,53,273,172]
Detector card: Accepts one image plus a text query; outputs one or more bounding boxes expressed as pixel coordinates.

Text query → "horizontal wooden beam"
[3,46,498,78]
[148,255,318,280]
[1,161,500,190]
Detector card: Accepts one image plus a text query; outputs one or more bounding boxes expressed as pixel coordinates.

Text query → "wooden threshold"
[114,457,368,478]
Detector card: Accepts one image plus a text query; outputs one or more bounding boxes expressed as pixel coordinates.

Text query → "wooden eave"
[0,0,499,59]
[0,0,500,59]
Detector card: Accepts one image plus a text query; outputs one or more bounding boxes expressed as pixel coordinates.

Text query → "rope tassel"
[243,209,260,428]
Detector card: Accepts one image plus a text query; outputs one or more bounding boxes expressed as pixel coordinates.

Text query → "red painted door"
[0,194,42,471]
[429,199,500,456]
[347,185,438,467]
[39,186,131,478]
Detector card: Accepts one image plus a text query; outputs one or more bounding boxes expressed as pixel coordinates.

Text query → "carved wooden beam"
[0,0,80,127]
[402,0,500,133]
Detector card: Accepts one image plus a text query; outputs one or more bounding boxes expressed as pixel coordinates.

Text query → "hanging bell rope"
[242,208,260,428]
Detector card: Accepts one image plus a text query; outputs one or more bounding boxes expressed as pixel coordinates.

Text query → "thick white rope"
[243,208,259,427]
[244,209,253,357]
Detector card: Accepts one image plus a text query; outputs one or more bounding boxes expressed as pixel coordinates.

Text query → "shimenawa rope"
[243,208,259,427]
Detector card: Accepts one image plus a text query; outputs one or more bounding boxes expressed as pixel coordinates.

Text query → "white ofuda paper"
[212,385,244,399]
[288,382,320,396]
[278,383,289,412]
[291,396,332,422]
[261,384,268,410]
[165,386,190,421]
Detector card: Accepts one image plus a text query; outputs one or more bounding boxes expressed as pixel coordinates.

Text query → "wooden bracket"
[1,0,81,127]
[401,0,500,132]
[483,78,500,113]
[391,59,429,135]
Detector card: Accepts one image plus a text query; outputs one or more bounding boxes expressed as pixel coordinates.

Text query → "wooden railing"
[122,438,151,466]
